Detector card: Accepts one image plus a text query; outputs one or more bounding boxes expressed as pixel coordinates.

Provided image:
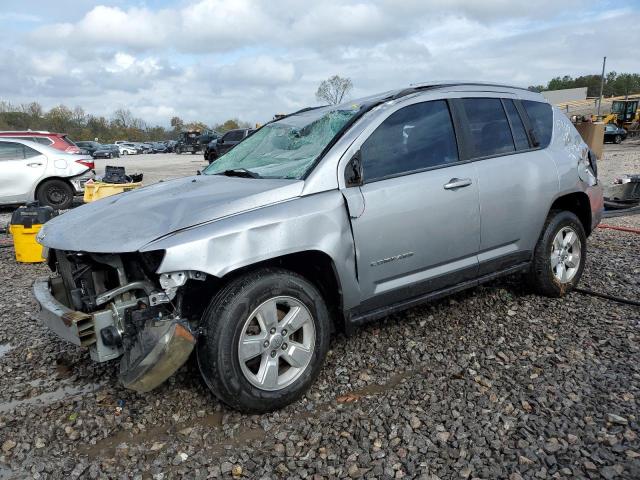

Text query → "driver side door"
[343,99,481,312]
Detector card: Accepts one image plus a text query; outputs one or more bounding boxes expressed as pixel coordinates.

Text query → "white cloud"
[1,0,638,128]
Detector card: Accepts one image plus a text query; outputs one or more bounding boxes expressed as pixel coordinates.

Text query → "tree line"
[0,100,251,143]
[528,72,640,97]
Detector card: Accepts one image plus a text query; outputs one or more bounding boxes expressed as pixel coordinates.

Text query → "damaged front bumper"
[33,276,195,391]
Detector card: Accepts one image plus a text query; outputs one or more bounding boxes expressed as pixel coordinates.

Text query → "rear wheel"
[527,210,586,297]
[37,179,74,210]
[197,268,331,412]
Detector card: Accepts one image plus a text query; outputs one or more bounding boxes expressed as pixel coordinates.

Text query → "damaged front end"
[33,249,202,392]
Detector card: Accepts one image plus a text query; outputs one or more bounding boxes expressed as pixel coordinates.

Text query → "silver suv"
[33,82,603,412]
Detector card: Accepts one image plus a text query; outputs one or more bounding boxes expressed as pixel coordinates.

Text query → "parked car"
[93,144,120,159]
[151,142,168,153]
[205,128,254,163]
[0,131,81,154]
[75,141,102,156]
[33,82,602,412]
[118,144,137,155]
[0,138,94,209]
[603,124,627,144]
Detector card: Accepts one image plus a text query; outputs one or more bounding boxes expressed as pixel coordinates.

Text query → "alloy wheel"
[550,226,582,283]
[238,296,315,391]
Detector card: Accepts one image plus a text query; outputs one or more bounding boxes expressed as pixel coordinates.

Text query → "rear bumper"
[587,184,604,232]
[69,171,94,194]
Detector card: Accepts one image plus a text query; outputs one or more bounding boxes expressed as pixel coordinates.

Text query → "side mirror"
[218,138,224,144]
[345,151,363,187]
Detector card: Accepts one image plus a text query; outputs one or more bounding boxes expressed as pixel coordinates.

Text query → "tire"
[122,151,128,156]
[614,134,622,144]
[526,210,587,297]
[37,179,74,210]
[197,268,331,413]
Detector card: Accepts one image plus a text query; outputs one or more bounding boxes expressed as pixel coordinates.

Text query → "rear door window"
[460,98,514,158]
[521,100,553,148]
[503,100,530,150]
[361,100,459,182]
[0,143,26,160]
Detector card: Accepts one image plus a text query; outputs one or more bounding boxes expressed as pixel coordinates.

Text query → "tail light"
[76,159,95,170]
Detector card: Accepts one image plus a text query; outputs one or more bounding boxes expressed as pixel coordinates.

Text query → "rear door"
[344,99,481,311]
[457,97,558,273]
[0,142,47,204]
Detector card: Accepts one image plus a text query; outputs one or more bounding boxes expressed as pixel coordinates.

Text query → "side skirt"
[345,261,530,329]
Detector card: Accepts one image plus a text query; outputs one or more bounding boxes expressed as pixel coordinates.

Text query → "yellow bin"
[9,224,46,263]
[83,181,143,203]
[8,204,57,263]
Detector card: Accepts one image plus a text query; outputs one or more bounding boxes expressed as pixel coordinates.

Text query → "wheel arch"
[548,191,592,236]
[184,250,346,333]
[34,176,74,201]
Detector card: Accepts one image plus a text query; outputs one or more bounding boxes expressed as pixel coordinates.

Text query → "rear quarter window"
[522,100,553,148]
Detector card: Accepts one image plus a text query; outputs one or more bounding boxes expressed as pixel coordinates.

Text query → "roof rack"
[408,80,530,91]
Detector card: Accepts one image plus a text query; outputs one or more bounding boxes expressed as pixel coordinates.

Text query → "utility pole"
[597,56,606,116]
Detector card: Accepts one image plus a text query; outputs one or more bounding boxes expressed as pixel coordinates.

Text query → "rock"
[606,414,628,425]
[172,453,188,466]
[509,474,524,480]
[436,432,450,443]
[231,465,242,478]
[567,434,578,444]
[584,461,597,471]
[409,416,421,429]
[625,450,640,459]
[149,442,165,452]
[221,462,233,474]
[348,464,359,478]
[2,440,16,453]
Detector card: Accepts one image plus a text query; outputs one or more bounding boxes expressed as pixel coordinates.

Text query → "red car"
[0,131,81,154]
[0,131,94,170]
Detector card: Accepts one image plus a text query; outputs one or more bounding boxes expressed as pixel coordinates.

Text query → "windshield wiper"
[218,168,262,179]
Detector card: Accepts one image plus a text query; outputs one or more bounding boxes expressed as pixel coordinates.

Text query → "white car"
[0,138,94,210]
[118,145,137,155]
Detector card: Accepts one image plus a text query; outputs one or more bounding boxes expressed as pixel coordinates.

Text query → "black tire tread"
[527,209,586,297]
[197,267,330,413]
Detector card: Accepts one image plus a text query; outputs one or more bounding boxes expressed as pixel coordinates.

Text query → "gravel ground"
[0,144,638,479]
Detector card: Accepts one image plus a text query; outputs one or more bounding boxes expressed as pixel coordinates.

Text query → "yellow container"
[83,181,143,203]
[8,224,46,263]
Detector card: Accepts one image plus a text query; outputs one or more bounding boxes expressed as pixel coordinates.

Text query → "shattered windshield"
[204,104,361,179]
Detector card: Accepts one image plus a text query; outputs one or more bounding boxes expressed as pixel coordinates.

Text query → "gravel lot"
[0,144,638,479]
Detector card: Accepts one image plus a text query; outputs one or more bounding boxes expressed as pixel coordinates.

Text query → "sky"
[1,0,639,128]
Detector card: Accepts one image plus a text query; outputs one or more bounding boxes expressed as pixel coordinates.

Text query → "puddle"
[81,410,266,459]
[0,344,11,359]
[0,382,103,413]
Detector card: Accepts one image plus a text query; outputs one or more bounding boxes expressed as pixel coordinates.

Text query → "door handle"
[27,163,43,167]
[443,178,472,190]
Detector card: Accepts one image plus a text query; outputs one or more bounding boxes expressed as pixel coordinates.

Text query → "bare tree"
[315,75,353,105]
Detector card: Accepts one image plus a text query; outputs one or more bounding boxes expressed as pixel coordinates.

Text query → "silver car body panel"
[38,175,305,253]
[37,83,603,321]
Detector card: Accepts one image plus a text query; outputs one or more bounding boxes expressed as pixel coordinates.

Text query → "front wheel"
[614,134,622,144]
[197,268,331,412]
[527,210,586,297]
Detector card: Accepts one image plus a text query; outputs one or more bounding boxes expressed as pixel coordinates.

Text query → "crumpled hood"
[39,175,304,253]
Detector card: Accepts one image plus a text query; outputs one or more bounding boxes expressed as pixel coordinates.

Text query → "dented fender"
[141,190,361,310]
